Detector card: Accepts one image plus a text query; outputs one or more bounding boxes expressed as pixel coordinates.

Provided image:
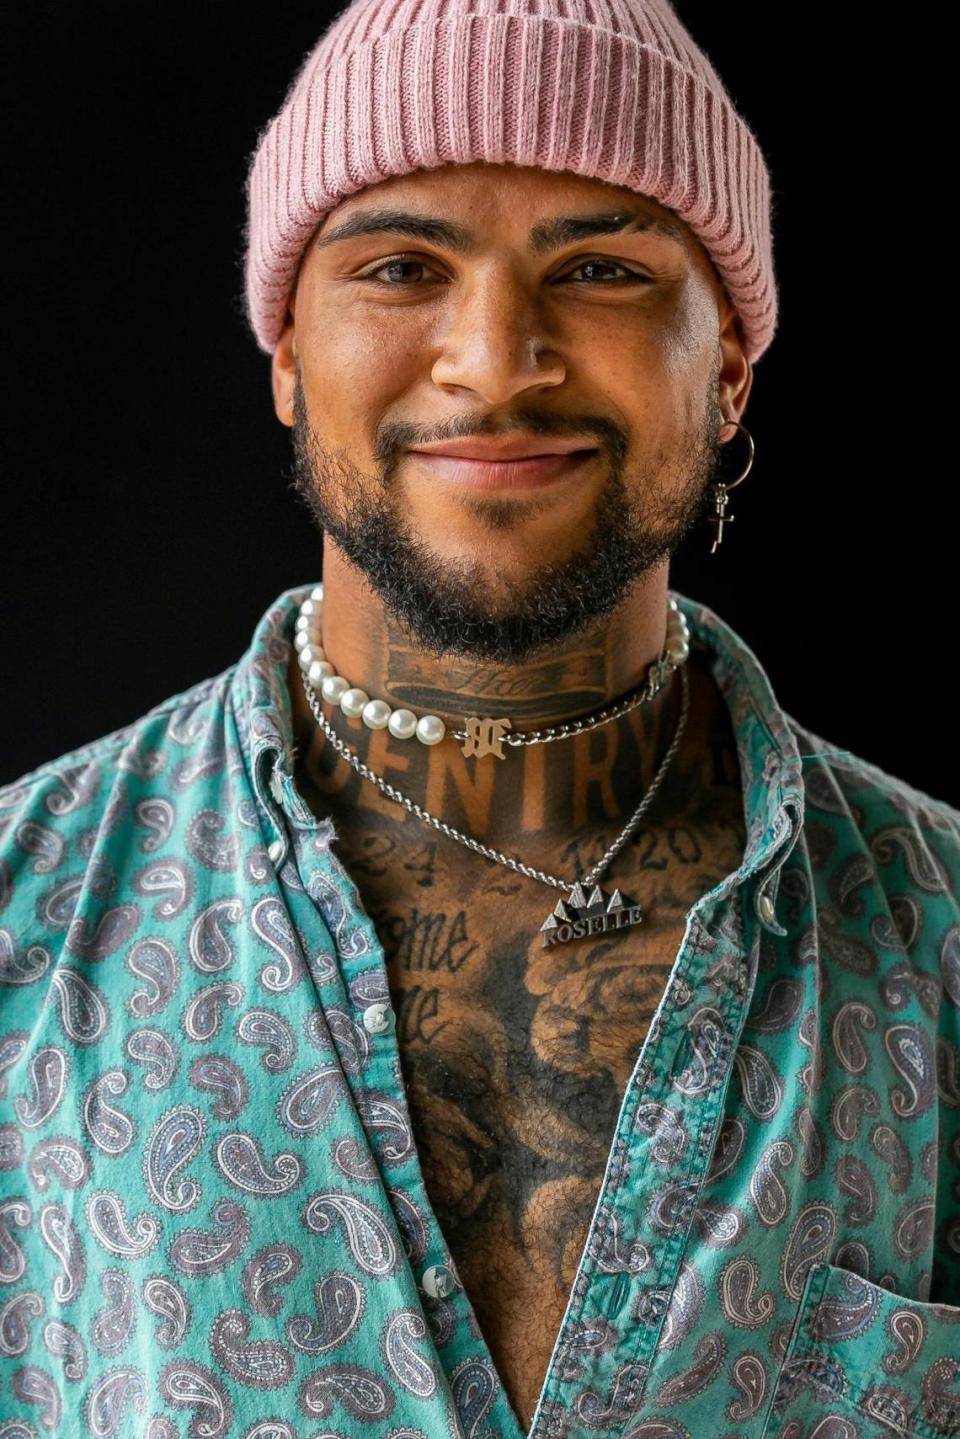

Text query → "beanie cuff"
[244,15,776,361]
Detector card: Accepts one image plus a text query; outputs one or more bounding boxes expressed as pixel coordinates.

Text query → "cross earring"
[708,418,755,553]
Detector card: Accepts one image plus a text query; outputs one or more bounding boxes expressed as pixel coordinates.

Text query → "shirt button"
[421,1263,460,1298]
[758,891,776,924]
[362,1002,396,1035]
[268,839,285,865]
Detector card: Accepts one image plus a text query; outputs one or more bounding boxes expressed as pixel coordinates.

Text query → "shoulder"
[0,666,237,895]
[778,711,960,1027]
[783,709,960,880]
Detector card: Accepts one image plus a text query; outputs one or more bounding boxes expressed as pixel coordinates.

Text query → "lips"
[409,438,595,462]
[408,449,597,490]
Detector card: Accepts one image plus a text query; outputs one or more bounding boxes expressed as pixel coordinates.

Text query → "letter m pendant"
[460,716,512,760]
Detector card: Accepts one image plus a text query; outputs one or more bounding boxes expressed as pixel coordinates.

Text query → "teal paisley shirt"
[1,581,959,1439]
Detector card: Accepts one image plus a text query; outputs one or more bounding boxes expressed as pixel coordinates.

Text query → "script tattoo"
[394,985,452,1045]
[384,617,609,721]
[377,907,479,975]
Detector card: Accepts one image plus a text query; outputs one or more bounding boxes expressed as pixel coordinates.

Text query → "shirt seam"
[775,1264,956,1439]
[623,897,752,1412]
[787,1340,949,1439]
[629,1026,739,1412]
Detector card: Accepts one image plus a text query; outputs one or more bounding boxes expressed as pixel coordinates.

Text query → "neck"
[319,544,676,726]
[286,547,733,846]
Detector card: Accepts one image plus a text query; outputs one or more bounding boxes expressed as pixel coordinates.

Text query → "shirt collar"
[231,581,322,837]
[230,582,805,894]
[677,590,806,933]
[679,589,805,852]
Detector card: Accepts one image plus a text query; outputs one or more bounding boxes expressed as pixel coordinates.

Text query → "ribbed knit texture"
[243,0,777,362]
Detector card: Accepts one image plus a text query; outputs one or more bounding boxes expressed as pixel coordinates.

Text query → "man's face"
[273,161,749,663]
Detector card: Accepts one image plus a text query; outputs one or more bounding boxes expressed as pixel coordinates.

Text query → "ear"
[716,302,754,432]
[271,308,297,429]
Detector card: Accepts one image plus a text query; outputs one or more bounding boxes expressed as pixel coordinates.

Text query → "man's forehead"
[326,162,681,220]
[316,168,693,254]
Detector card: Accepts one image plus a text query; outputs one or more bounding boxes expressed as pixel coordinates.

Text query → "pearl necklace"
[294,584,691,759]
[293,584,690,943]
[298,654,689,948]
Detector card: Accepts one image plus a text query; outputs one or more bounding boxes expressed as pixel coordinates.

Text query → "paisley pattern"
[1,582,959,1438]
[773,1263,960,1438]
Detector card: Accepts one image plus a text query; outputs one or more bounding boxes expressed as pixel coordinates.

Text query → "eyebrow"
[312,206,687,256]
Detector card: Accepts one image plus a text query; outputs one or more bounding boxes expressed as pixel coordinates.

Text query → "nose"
[430,268,566,405]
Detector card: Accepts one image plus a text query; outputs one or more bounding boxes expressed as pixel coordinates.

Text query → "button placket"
[304,841,532,1439]
[246,789,480,1425]
[538,917,721,1408]
[613,911,751,1413]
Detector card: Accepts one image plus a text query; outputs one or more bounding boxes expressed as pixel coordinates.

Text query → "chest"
[402,903,687,1429]
[326,829,705,1429]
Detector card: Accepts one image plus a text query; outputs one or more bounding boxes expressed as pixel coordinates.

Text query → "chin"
[424,524,583,579]
[405,474,599,544]
[441,557,566,610]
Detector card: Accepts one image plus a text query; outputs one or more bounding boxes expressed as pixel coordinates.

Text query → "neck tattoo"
[293,585,692,948]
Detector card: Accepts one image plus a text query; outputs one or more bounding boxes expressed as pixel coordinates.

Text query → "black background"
[4,2,954,805]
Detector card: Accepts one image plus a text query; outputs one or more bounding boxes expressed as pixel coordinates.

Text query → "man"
[1,0,958,1436]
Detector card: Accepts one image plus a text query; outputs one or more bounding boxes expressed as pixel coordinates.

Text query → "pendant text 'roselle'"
[540,881,644,948]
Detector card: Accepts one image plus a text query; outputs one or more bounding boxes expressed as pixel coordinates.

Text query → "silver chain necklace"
[297,625,691,949]
[295,585,691,760]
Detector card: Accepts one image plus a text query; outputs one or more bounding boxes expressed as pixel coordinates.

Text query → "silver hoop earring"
[708,419,754,553]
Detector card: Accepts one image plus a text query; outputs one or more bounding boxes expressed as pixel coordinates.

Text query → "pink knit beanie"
[243,0,777,363]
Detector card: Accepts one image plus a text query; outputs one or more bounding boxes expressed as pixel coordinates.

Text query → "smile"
[407,450,598,490]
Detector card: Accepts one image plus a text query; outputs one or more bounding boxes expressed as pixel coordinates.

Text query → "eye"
[355,254,654,286]
[560,258,653,285]
[358,257,444,286]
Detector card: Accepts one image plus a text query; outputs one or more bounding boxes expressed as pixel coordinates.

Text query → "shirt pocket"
[760,1262,960,1438]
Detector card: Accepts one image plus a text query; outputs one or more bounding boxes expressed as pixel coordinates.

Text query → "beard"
[287,361,726,665]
